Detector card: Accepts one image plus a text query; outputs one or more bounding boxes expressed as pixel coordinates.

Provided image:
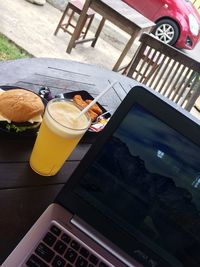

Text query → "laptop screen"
[73,104,200,267]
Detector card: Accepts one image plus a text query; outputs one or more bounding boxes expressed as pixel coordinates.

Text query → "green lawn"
[0,33,32,61]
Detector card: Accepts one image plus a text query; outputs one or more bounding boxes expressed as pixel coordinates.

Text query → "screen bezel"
[56,86,200,267]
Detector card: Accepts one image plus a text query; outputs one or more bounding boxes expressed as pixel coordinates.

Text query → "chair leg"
[82,15,94,39]
[72,16,88,48]
[54,5,70,36]
[66,0,91,54]
[121,58,135,75]
[63,10,75,32]
[91,17,105,47]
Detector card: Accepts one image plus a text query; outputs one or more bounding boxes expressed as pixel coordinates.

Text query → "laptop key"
[26,254,48,267]
[89,254,99,265]
[70,240,80,251]
[75,256,88,267]
[35,243,55,263]
[43,232,56,247]
[54,240,67,255]
[79,247,89,258]
[61,233,71,244]
[52,255,66,267]
[64,247,78,263]
[50,225,61,236]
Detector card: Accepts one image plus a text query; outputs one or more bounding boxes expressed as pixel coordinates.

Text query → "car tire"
[152,19,179,46]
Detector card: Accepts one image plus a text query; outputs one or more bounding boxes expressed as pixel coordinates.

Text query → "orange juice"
[30,99,90,176]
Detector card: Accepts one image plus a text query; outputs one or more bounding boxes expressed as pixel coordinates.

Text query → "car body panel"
[123,0,200,49]
[124,0,163,20]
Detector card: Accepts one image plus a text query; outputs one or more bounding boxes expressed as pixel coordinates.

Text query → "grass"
[0,33,32,61]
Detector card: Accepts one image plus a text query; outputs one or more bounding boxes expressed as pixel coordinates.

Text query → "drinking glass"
[30,98,91,176]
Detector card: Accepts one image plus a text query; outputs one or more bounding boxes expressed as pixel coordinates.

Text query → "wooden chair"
[124,33,200,111]
[118,46,163,83]
[54,0,95,45]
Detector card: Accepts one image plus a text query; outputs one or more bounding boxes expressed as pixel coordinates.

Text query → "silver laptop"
[2,86,200,267]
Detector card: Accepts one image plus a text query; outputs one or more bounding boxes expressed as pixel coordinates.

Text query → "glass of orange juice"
[29,98,91,176]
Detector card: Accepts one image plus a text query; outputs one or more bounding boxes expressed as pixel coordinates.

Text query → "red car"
[123,0,200,50]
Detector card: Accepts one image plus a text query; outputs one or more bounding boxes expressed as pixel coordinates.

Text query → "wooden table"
[66,0,155,71]
[0,58,138,264]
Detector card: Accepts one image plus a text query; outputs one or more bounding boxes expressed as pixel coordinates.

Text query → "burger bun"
[0,89,45,122]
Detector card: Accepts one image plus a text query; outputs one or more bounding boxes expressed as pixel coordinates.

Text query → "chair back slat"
[169,63,185,100]
[167,62,182,98]
[154,57,170,93]
[161,59,177,95]
[175,68,192,104]
[185,74,200,110]
[126,33,200,111]
[164,61,180,97]
[149,54,167,88]
[147,51,162,86]
[140,48,154,82]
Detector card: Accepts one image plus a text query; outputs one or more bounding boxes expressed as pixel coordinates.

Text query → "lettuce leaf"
[6,122,40,133]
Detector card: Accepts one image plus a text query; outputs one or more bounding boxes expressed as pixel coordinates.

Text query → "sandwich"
[0,88,45,133]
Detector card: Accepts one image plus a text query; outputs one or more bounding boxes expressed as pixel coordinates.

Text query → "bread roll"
[0,89,44,122]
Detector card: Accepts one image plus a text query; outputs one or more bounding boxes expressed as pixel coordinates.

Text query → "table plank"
[0,162,81,188]
[0,58,135,111]
[91,0,153,34]
[0,137,91,161]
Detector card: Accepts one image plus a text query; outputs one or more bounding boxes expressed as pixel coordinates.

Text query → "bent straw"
[76,81,118,119]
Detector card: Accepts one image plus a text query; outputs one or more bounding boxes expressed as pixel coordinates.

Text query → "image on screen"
[74,104,200,266]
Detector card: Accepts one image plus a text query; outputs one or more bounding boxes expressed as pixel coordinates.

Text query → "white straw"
[76,81,118,119]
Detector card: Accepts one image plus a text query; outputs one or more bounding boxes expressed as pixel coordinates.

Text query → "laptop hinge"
[71,215,136,267]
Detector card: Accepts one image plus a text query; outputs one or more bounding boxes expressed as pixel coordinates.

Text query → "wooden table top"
[0,58,138,263]
[96,0,154,29]
[66,0,155,70]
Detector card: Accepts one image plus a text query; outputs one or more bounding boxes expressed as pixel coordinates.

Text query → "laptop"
[2,85,200,267]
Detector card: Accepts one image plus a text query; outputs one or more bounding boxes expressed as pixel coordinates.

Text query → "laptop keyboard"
[25,223,111,267]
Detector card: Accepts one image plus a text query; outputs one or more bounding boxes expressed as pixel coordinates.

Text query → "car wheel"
[152,19,179,46]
